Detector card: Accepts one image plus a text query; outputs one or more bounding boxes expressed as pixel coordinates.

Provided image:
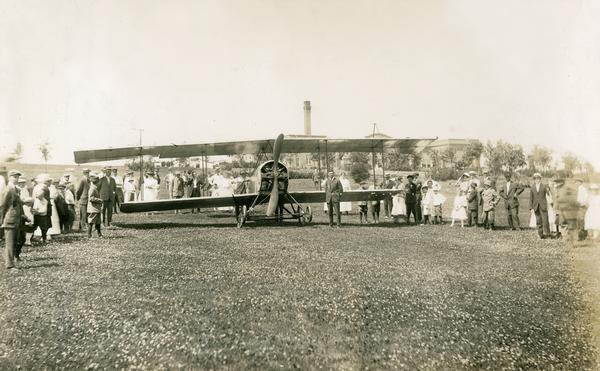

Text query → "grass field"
[1,179,599,369]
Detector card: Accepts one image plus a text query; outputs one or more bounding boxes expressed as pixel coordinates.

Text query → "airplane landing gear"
[236,205,247,228]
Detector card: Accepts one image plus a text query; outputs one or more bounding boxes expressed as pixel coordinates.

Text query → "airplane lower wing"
[288,189,394,204]
[119,193,259,213]
[119,189,395,213]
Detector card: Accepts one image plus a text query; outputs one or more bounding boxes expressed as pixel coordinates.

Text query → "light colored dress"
[451,195,468,221]
[585,194,600,231]
[143,177,159,201]
[48,184,61,236]
[339,177,352,212]
[391,189,406,216]
[210,175,234,211]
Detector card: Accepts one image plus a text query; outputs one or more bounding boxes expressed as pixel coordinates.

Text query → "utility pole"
[371,123,377,188]
[134,129,144,200]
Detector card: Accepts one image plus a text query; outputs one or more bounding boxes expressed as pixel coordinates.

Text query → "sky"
[1,0,599,168]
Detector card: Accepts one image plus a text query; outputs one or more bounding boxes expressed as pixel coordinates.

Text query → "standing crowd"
[319,169,600,244]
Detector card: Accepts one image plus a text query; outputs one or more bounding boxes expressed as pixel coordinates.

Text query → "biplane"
[74,134,434,227]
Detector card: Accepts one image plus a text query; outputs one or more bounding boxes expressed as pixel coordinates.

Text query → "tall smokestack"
[303,101,311,136]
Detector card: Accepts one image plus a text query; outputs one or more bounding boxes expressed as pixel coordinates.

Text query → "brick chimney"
[303,101,311,136]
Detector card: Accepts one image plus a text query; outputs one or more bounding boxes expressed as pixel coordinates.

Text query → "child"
[358,181,369,224]
[421,184,432,225]
[391,187,406,223]
[451,190,468,227]
[584,184,600,240]
[124,177,137,202]
[467,182,479,227]
[32,190,50,244]
[21,197,35,247]
[431,185,446,224]
[370,184,381,224]
[87,173,104,238]
[64,182,76,232]
[481,180,500,230]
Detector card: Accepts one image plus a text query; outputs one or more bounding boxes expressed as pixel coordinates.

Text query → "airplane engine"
[258,160,289,193]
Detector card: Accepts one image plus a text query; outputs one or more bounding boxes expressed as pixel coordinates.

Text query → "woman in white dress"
[585,184,600,240]
[143,172,160,201]
[47,180,61,236]
[339,173,352,214]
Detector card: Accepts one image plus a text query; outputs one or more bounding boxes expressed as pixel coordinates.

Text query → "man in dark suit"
[1,170,23,270]
[404,174,418,224]
[414,173,423,223]
[529,173,551,239]
[76,168,90,231]
[324,170,343,228]
[98,167,116,227]
[500,173,524,230]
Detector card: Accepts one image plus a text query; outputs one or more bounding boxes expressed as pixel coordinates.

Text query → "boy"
[431,185,446,225]
[87,172,104,238]
[467,182,479,227]
[481,180,500,230]
[420,185,431,225]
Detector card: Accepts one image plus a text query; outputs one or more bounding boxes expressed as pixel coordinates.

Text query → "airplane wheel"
[236,205,247,228]
[305,205,313,223]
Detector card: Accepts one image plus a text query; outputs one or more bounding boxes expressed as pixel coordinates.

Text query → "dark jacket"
[76,176,89,202]
[467,188,479,211]
[499,181,524,208]
[529,182,550,212]
[324,177,343,203]
[98,176,116,201]
[404,182,418,203]
[1,185,23,229]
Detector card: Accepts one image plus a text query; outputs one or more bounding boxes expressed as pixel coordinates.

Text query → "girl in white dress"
[391,187,406,223]
[585,184,600,240]
[339,173,352,214]
[143,173,160,201]
[451,190,468,227]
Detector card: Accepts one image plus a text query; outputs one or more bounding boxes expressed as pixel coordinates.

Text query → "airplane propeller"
[266,134,284,216]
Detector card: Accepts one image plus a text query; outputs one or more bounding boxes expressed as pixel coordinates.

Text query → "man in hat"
[76,168,90,231]
[324,170,344,228]
[112,168,124,214]
[404,174,418,224]
[171,171,185,214]
[380,173,395,219]
[529,173,551,239]
[98,167,116,226]
[575,178,589,240]
[17,176,31,201]
[499,173,524,230]
[86,172,103,238]
[1,170,23,269]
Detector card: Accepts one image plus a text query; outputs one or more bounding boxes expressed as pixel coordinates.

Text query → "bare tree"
[39,141,51,171]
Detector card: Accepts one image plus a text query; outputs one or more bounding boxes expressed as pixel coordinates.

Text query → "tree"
[461,141,483,169]
[441,148,457,169]
[583,161,595,175]
[500,143,526,172]
[428,149,442,169]
[127,156,156,173]
[39,141,51,171]
[349,152,370,183]
[562,153,581,177]
[528,145,553,171]
[483,141,503,175]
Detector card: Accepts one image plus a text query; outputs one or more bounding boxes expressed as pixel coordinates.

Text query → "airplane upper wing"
[119,193,259,213]
[74,137,436,163]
